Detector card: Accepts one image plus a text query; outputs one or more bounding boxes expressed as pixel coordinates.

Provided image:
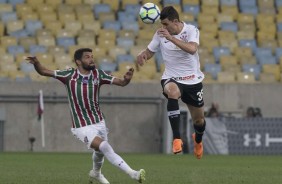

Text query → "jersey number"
[197,89,203,101]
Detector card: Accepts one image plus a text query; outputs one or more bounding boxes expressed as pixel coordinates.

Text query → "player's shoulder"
[183,22,198,31]
[96,68,112,76]
[56,67,74,74]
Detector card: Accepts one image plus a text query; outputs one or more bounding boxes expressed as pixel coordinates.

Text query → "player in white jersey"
[26,48,145,184]
[137,6,206,158]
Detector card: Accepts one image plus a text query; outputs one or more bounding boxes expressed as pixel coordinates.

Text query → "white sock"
[92,151,104,174]
[99,141,136,177]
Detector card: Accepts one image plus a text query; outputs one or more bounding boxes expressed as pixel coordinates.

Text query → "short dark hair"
[74,48,92,61]
[160,6,179,21]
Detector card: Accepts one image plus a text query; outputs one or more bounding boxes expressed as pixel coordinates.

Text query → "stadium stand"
[0,0,281,83]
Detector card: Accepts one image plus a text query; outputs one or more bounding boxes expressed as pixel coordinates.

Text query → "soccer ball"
[139,3,160,24]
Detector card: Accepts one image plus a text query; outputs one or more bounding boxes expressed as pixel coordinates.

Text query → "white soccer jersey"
[148,22,204,85]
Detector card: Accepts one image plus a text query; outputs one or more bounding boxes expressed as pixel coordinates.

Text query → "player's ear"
[74,59,80,66]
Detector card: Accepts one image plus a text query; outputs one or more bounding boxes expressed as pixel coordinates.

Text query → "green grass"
[0,152,281,184]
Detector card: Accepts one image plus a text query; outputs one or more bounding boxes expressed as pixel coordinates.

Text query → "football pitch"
[0,152,281,184]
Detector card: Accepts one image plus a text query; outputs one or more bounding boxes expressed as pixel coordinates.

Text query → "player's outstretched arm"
[136,48,154,66]
[25,56,54,77]
[112,68,134,87]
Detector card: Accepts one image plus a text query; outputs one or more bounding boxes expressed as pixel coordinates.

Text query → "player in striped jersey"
[26,48,145,184]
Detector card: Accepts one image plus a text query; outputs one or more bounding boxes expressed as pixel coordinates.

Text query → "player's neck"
[176,22,184,34]
[78,67,91,75]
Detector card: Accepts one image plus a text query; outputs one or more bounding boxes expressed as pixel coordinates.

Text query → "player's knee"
[164,83,181,99]
[166,89,180,99]
[167,91,180,99]
[194,118,205,126]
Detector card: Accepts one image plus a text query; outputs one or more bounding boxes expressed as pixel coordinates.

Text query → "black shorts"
[161,79,204,107]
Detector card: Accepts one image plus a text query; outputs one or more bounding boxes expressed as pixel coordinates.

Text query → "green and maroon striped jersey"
[54,68,114,128]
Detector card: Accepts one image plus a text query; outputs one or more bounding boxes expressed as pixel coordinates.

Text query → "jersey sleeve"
[54,68,74,84]
[98,69,114,85]
[147,31,160,53]
[187,25,200,44]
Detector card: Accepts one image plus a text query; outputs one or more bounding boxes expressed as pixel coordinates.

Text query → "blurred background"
[0,0,282,155]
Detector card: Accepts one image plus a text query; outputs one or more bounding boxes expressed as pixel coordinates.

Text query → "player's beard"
[82,63,96,71]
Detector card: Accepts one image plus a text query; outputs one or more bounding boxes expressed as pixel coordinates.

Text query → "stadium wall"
[0,82,282,152]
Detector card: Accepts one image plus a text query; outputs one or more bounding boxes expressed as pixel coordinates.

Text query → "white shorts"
[71,121,109,149]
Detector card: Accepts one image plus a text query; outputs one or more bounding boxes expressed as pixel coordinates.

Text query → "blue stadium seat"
[116,54,134,64]
[275,47,282,61]
[220,22,238,33]
[255,47,273,60]
[257,56,277,65]
[56,37,76,50]
[93,4,111,19]
[220,0,237,6]
[103,21,121,32]
[99,62,117,72]
[182,5,200,17]
[239,39,257,52]
[20,62,35,73]
[213,47,231,63]
[7,45,25,56]
[29,45,47,55]
[118,11,137,22]
[163,0,181,6]
[204,63,222,79]
[116,37,134,52]
[25,20,43,36]
[242,64,261,80]
[8,0,25,7]
[124,4,141,16]
[9,29,29,38]
[1,12,17,24]
[121,21,139,33]
[239,0,257,8]
[240,6,258,16]
[275,0,282,7]
[277,23,282,32]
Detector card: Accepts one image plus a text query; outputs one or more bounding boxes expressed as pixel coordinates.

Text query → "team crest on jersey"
[84,136,89,143]
[93,78,98,85]
[82,77,88,84]
[180,34,188,42]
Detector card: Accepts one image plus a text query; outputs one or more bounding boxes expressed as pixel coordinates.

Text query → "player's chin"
[87,65,96,70]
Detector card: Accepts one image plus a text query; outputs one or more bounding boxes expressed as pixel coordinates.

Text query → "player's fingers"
[143,54,147,60]
[26,56,37,62]
[129,68,134,72]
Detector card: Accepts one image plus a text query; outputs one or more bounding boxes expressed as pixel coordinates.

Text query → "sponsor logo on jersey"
[173,75,195,81]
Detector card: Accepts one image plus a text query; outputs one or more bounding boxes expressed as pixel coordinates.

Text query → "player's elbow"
[190,49,197,55]
[187,42,198,55]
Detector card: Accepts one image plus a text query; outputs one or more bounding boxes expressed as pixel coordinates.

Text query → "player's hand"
[157,28,173,41]
[137,51,147,66]
[124,68,134,81]
[25,56,39,65]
